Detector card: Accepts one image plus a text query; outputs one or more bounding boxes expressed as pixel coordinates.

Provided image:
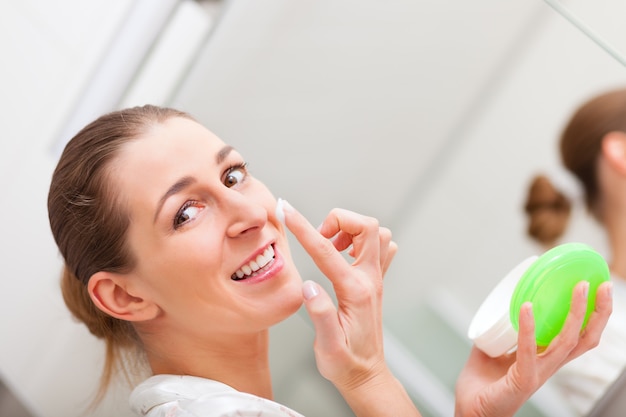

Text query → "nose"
[222,190,268,238]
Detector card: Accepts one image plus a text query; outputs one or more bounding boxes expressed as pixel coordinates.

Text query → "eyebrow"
[153,176,197,224]
[216,145,234,164]
[152,145,235,224]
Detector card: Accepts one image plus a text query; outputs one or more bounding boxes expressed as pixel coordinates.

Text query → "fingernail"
[524,302,533,319]
[302,280,319,300]
[581,281,590,298]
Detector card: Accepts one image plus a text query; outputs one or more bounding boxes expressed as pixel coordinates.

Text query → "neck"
[141,327,274,399]
[603,205,626,280]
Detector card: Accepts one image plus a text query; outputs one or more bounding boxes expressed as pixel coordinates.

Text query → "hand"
[279,201,418,417]
[280,202,395,385]
[455,280,613,417]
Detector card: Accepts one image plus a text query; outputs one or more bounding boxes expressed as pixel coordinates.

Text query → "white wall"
[0,1,194,416]
[0,2,133,416]
[1,0,625,416]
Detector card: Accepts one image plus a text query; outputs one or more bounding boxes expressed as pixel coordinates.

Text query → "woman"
[49,105,612,417]
[525,87,626,415]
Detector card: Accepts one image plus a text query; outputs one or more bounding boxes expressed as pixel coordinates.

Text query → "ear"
[601,131,626,175]
[88,271,160,322]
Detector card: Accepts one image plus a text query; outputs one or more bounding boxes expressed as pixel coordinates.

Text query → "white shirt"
[130,374,305,417]
[548,277,626,416]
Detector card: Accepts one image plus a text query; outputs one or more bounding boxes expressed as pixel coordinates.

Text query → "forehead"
[133,116,222,150]
[109,117,228,200]
[116,117,226,170]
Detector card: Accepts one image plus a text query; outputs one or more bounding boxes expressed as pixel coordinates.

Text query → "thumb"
[302,280,344,352]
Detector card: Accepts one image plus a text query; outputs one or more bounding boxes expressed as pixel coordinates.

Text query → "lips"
[231,244,275,280]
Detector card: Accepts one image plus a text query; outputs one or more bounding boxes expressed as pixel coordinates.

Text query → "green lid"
[509,242,609,346]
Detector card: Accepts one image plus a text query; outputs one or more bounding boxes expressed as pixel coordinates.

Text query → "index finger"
[277,199,351,281]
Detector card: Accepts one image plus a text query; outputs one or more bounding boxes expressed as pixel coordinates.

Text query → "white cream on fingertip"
[275,198,286,225]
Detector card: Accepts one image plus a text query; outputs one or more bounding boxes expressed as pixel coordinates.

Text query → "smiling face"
[109,117,303,338]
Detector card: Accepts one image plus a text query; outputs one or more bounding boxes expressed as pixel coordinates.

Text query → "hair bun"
[524,175,572,246]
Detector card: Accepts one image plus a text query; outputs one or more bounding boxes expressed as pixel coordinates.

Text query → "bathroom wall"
[1,0,625,416]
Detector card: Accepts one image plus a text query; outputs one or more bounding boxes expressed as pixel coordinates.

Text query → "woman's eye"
[224,164,247,188]
[174,201,204,229]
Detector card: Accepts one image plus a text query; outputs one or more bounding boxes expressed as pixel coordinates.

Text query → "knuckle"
[587,338,600,349]
[580,329,600,349]
[315,236,338,259]
[363,216,379,231]
[349,278,382,303]
[328,207,344,219]
[560,333,579,352]
[379,226,392,240]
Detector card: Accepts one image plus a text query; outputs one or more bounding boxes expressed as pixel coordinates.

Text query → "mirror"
[2,1,626,416]
[544,0,626,66]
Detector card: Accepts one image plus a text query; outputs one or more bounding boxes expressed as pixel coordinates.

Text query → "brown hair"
[525,87,626,245]
[48,105,194,402]
[524,175,571,246]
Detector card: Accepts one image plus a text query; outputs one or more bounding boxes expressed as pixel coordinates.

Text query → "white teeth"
[232,245,275,280]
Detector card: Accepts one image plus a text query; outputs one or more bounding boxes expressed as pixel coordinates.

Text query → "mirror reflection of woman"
[525,87,626,416]
[48,105,612,417]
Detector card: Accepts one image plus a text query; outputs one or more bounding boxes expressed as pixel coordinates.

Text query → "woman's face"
[110,117,303,337]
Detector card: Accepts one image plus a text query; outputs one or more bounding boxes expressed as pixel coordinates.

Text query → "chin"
[274,275,305,322]
[273,300,304,329]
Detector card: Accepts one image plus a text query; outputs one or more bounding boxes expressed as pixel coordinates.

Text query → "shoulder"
[130,374,305,417]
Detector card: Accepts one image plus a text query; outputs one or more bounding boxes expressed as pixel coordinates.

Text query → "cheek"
[165,234,223,275]
[140,257,227,315]
[134,231,224,292]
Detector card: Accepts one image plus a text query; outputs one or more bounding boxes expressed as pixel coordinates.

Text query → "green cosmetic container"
[468,242,609,357]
